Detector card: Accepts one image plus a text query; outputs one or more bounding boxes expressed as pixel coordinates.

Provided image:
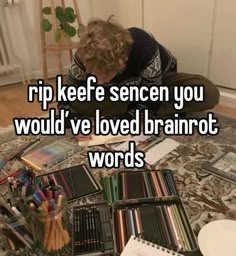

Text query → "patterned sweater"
[58,27,177,121]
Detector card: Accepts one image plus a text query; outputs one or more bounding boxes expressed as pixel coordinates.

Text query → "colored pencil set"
[73,203,113,256]
[101,169,178,203]
[114,198,197,254]
[21,140,82,172]
[36,164,102,202]
[27,182,71,252]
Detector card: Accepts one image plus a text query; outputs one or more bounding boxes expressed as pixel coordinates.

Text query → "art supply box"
[100,169,179,203]
[72,202,114,256]
[21,139,82,172]
[72,169,201,256]
[112,197,200,256]
[35,164,103,202]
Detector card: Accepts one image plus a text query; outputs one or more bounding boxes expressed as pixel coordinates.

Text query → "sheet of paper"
[121,236,184,256]
[145,138,180,165]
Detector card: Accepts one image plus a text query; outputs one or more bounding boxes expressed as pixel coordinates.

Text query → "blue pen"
[35,191,43,201]
[33,193,42,205]
[49,199,56,211]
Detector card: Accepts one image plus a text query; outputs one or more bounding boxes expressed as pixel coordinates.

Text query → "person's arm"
[57,60,88,128]
[140,47,162,86]
[58,60,87,110]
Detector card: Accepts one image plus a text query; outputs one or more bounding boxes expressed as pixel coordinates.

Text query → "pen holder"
[29,195,71,254]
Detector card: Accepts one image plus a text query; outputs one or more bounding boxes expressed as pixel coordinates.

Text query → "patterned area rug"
[0,111,236,255]
[155,112,236,235]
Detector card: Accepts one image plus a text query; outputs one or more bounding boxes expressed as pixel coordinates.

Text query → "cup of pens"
[27,184,71,254]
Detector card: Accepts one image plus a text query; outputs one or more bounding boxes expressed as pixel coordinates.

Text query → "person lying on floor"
[58,16,220,125]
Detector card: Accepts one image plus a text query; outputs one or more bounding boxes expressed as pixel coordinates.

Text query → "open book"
[121,236,184,256]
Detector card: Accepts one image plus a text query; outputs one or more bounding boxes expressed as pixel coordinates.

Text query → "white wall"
[25,0,93,78]
[143,0,215,77]
[1,0,142,86]
[90,0,143,28]
[0,1,32,86]
[208,0,236,89]
[90,0,236,92]
[0,0,92,86]
[2,0,236,93]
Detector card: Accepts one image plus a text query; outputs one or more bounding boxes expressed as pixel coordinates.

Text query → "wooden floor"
[0,81,236,128]
[0,80,57,127]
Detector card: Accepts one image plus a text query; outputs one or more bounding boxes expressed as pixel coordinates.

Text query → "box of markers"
[72,170,201,256]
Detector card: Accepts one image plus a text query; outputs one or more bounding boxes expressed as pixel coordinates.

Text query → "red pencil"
[0,169,22,185]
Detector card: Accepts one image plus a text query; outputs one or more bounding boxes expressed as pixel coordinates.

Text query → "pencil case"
[100,169,178,203]
[20,138,83,172]
[112,197,201,256]
[72,202,114,256]
[35,164,103,202]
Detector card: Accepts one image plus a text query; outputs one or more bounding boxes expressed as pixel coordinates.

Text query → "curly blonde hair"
[77,17,133,73]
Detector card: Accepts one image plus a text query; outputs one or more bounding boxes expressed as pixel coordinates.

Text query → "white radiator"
[0,0,29,84]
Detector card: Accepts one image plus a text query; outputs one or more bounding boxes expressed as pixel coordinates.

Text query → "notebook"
[121,236,184,256]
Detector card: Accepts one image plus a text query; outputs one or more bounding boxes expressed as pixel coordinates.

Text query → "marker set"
[36,164,102,202]
[73,203,113,256]
[1,170,72,254]
[100,169,178,203]
[113,197,199,255]
[26,183,71,253]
